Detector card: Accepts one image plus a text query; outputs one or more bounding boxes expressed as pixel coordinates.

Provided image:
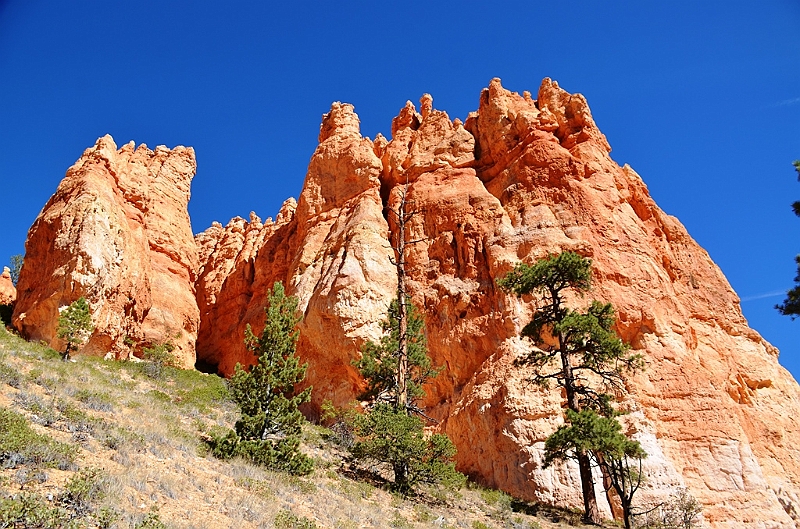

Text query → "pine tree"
[56,297,93,360]
[354,299,437,409]
[544,410,646,529]
[776,161,800,318]
[351,181,463,494]
[499,251,642,524]
[212,282,313,475]
[9,254,23,287]
[352,299,463,494]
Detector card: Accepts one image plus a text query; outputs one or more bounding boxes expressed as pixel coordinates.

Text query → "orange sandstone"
[0,267,15,306]
[13,135,199,367]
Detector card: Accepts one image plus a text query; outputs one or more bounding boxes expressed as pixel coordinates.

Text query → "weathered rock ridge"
[13,135,199,368]
[13,80,800,527]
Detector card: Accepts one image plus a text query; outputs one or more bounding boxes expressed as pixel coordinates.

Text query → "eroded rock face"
[0,267,15,305]
[196,103,396,404]
[17,80,799,527]
[13,135,199,367]
[197,80,800,527]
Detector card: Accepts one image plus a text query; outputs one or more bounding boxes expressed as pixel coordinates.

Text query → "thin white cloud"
[773,97,800,107]
[740,290,786,302]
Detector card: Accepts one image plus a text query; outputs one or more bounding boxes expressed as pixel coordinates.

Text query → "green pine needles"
[776,160,800,318]
[544,409,646,529]
[56,297,94,360]
[211,282,313,475]
[351,297,464,495]
[500,251,644,525]
[354,299,438,407]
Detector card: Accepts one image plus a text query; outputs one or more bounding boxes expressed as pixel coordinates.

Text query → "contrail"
[740,290,786,302]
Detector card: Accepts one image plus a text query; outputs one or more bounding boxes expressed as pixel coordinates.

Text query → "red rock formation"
[0,267,15,305]
[13,135,199,367]
[15,80,799,527]
[196,102,397,405]
[197,80,800,527]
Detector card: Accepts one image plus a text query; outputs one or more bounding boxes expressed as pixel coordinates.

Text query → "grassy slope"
[0,326,597,529]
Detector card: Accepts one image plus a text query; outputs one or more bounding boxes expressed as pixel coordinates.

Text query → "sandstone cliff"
[12,136,199,367]
[14,80,800,527]
[195,102,397,403]
[196,80,800,527]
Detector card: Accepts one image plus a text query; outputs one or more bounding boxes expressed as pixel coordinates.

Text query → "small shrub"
[320,399,357,448]
[274,509,318,529]
[472,522,491,529]
[74,388,114,411]
[140,341,177,379]
[389,512,413,528]
[13,392,57,426]
[56,297,93,360]
[135,508,169,529]
[96,506,120,529]
[0,492,68,528]
[59,467,105,515]
[0,407,77,470]
[57,400,98,434]
[0,360,23,387]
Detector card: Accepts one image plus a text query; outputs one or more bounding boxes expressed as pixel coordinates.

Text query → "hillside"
[0,324,611,529]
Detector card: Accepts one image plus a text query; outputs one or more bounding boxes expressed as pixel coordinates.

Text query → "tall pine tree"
[350,183,463,494]
[351,298,463,494]
[212,282,313,475]
[499,251,642,524]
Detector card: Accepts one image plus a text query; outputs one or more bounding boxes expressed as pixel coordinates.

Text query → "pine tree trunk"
[395,187,409,415]
[578,451,602,524]
[394,460,409,493]
[561,339,602,525]
[622,503,632,529]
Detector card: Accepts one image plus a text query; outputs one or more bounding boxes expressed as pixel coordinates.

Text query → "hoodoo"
[13,135,199,368]
[15,79,800,527]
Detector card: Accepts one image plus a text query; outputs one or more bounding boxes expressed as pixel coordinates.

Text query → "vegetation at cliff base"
[56,296,94,360]
[500,251,644,526]
[210,281,313,475]
[351,298,464,495]
[0,322,588,529]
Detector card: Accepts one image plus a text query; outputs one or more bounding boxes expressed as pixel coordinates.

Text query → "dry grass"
[0,326,605,529]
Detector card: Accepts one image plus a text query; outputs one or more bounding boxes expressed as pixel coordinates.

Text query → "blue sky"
[1,1,798,377]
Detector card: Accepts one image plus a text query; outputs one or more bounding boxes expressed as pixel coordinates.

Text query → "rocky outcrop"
[15,79,800,527]
[195,102,397,404]
[0,267,15,305]
[12,135,199,367]
[197,80,800,527]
